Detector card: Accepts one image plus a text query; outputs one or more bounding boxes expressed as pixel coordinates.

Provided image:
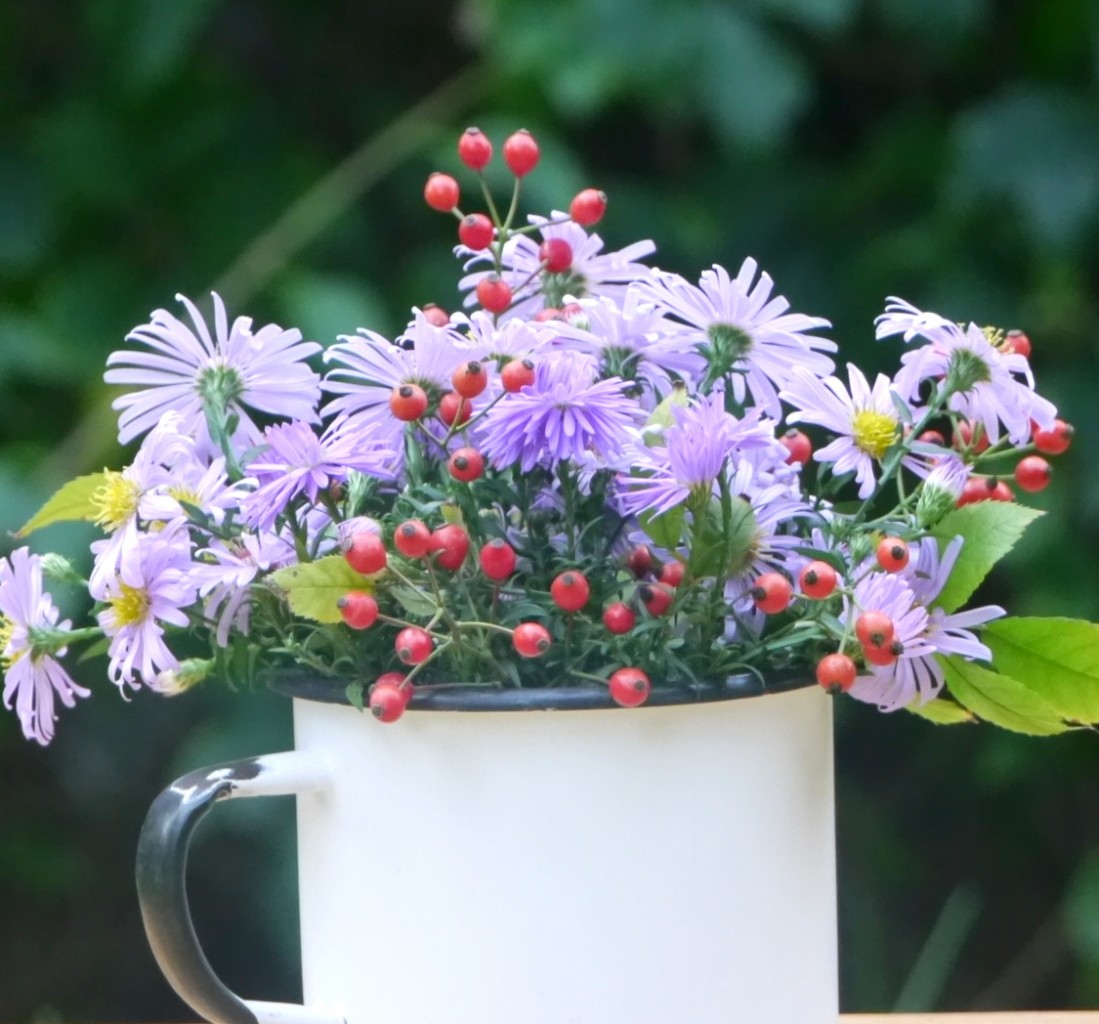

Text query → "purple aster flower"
[637,260,835,419]
[877,299,1057,444]
[0,548,90,746]
[190,533,284,647]
[619,394,776,517]
[780,364,911,499]
[843,538,1004,712]
[477,351,641,473]
[97,531,198,690]
[458,214,656,320]
[106,292,322,448]
[242,416,398,532]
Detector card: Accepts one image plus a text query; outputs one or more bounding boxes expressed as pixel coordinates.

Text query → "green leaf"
[345,681,365,712]
[790,546,847,575]
[906,697,977,726]
[269,555,371,624]
[17,472,108,537]
[942,655,1068,736]
[930,502,1043,612]
[638,506,685,551]
[984,617,1099,723]
[389,585,436,618]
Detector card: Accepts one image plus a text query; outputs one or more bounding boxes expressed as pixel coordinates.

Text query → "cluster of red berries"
[421,127,608,316]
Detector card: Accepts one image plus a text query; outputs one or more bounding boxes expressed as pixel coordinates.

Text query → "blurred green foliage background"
[2,0,1099,1018]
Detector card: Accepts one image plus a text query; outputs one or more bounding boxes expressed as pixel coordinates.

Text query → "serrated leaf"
[984,617,1099,723]
[942,655,1067,736]
[269,555,372,624]
[930,502,1043,612]
[906,697,976,726]
[17,471,108,536]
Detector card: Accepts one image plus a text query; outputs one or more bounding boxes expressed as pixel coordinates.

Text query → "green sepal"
[942,655,1068,736]
[984,616,1099,723]
[17,472,109,537]
[269,555,373,624]
[930,502,1043,612]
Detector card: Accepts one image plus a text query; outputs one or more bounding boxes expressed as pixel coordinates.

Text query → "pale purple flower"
[844,538,1004,712]
[106,292,322,448]
[781,364,910,499]
[877,299,1057,444]
[637,260,835,419]
[190,533,284,646]
[242,417,398,532]
[0,548,90,746]
[458,214,656,320]
[477,351,641,472]
[97,531,198,690]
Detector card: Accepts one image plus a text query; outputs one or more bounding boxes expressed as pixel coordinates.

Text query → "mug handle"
[136,751,345,1024]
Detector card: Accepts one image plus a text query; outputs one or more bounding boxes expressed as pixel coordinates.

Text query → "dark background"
[2,0,1099,1018]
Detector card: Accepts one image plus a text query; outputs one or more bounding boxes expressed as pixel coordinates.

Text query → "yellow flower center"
[851,409,899,459]
[0,615,20,668]
[109,584,150,628]
[168,485,202,507]
[92,471,141,533]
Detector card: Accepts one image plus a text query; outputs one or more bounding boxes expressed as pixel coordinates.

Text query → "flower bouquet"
[3,125,1095,744]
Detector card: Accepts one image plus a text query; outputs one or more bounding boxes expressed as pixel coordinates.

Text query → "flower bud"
[151,658,213,697]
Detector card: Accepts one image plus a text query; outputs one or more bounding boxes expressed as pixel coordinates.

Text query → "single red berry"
[447,447,484,482]
[917,429,946,446]
[816,653,857,693]
[608,667,651,708]
[389,383,428,422]
[659,561,685,588]
[602,602,637,635]
[512,622,552,658]
[369,681,407,723]
[437,391,473,427]
[337,591,379,630]
[1014,454,1052,493]
[479,538,517,581]
[799,561,838,600]
[1004,329,1031,358]
[452,359,488,399]
[551,570,591,612]
[457,127,492,170]
[344,531,387,575]
[569,188,607,226]
[375,671,408,691]
[430,524,470,571]
[640,582,674,616]
[423,172,460,212]
[957,477,995,506]
[855,611,895,651]
[500,358,536,393]
[953,419,990,454]
[864,640,903,667]
[538,238,573,273]
[876,537,910,573]
[990,480,1014,502]
[779,428,812,465]
[420,303,449,327]
[751,573,793,615]
[394,519,433,559]
[1033,418,1073,456]
[395,626,433,665]
[476,274,512,314]
[502,129,540,177]
[458,213,494,251]
[625,545,654,578]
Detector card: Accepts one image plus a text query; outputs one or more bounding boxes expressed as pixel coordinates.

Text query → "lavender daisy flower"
[637,260,835,419]
[0,548,90,746]
[844,538,1004,712]
[106,292,322,448]
[619,394,775,517]
[242,417,398,533]
[780,364,910,499]
[477,351,640,473]
[458,214,656,320]
[98,531,198,690]
[190,533,284,647]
